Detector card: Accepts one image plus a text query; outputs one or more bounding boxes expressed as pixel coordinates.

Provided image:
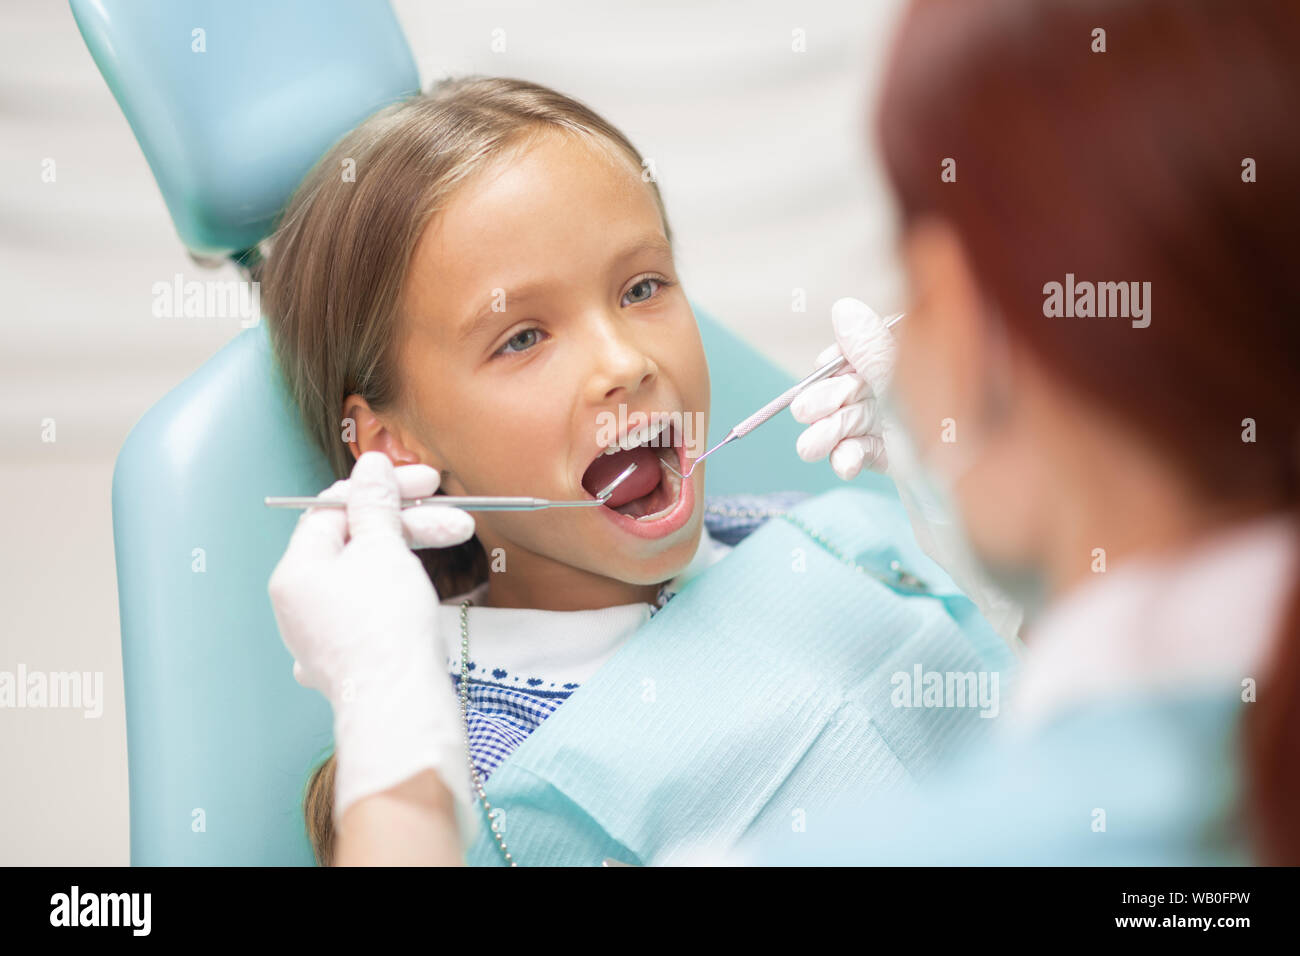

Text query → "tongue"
[582,446,662,507]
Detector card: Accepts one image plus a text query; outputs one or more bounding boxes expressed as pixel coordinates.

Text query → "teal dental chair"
[76,0,874,864]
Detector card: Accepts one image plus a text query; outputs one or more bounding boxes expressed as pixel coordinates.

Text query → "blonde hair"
[259,75,674,865]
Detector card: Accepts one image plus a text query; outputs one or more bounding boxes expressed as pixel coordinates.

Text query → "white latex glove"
[267,451,481,850]
[790,297,1025,647]
[790,297,896,479]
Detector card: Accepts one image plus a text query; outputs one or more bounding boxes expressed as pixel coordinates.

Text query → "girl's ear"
[340,393,437,470]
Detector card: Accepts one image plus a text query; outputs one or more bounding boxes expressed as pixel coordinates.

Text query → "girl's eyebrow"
[455,233,673,343]
[611,233,673,264]
[457,286,545,344]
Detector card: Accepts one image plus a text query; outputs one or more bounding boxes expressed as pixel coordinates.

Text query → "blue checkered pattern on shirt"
[449,673,571,782]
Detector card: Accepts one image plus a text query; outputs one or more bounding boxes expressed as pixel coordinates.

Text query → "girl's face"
[385,130,710,608]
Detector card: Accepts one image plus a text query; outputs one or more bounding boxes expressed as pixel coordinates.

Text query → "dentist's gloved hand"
[267,451,480,850]
[790,297,896,478]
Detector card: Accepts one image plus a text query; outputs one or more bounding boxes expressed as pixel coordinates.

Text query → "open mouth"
[580,418,685,521]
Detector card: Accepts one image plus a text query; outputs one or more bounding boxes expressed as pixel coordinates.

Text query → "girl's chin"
[599,510,704,580]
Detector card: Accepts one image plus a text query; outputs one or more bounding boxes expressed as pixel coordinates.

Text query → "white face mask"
[879,306,1045,647]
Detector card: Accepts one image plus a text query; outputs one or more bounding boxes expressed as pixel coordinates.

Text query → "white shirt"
[1002,513,1299,736]
[439,527,732,687]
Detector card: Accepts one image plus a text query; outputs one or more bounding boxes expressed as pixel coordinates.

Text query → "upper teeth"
[604,418,668,454]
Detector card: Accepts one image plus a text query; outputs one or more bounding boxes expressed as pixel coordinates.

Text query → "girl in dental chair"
[262,76,1013,865]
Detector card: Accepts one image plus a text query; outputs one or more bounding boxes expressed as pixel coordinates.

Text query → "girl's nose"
[585,324,658,403]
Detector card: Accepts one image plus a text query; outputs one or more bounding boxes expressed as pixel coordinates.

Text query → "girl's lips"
[594,439,695,540]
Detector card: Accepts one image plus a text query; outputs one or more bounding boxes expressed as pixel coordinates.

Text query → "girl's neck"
[477,556,661,611]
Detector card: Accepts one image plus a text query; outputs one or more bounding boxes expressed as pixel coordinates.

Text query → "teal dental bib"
[464,486,1020,866]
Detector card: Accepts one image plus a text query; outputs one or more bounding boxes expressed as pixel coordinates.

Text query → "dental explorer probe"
[666,312,905,480]
[264,462,639,512]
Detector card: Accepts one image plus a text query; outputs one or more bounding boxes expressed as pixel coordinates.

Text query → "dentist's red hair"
[877,0,1300,863]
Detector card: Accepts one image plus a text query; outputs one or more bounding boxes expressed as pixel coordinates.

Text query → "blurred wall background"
[0,0,905,864]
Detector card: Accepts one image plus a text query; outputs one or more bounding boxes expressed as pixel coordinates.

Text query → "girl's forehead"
[409,136,663,280]
[442,131,652,233]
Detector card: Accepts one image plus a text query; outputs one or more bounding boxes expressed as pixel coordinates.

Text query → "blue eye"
[497,327,544,355]
[622,275,673,306]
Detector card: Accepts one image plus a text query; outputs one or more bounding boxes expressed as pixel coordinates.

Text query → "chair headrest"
[71,0,420,257]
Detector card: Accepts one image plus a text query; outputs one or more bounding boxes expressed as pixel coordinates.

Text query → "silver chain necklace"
[457,598,516,866]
